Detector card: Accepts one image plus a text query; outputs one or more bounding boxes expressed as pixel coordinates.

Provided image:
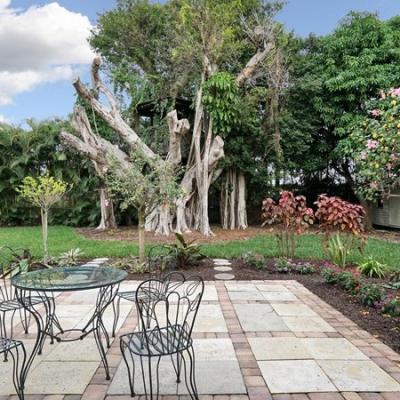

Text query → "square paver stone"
[203,285,218,301]
[225,283,258,292]
[259,360,336,393]
[195,304,228,332]
[229,290,265,301]
[44,339,101,361]
[256,284,290,292]
[318,360,400,392]
[0,340,57,396]
[282,316,336,332]
[234,304,289,332]
[25,361,99,394]
[271,303,317,316]
[303,338,368,360]
[109,339,245,395]
[262,291,298,302]
[249,337,310,360]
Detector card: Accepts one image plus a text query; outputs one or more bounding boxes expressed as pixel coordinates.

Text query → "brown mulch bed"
[124,258,400,353]
[77,226,267,243]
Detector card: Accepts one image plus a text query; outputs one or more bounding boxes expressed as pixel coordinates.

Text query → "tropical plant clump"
[163,233,204,269]
[315,194,365,267]
[358,256,388,278]
[262,191,314,259]
[17,175,69,262]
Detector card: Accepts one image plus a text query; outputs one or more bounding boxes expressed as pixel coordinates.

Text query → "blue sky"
[1,0,399,125]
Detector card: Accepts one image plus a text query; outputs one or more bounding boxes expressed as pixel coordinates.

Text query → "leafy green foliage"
[337,271,360,294]
[296,263,315,275]
[358,256,388,278]
[381,294,400,317]
[243,251,265,270]
[325,233,351,269]
[321,267,339,284]
[203,72,241,136]
[164,233,203,269]
[0,121,100,226]
[56,248,84,267]
[274,257,295,273]
[17,175,69,211]
[358,283,384,307]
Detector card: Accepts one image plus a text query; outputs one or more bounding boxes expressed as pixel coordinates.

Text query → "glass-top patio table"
[12,266,127,381]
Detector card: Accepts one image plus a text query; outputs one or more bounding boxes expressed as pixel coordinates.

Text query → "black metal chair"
[112,245,174,337]
[0,247,62,353]
[0,337,26,400]
[120,272,204,399]
[0,247,40,338]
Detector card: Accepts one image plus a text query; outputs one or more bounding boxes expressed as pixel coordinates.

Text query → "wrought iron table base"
[15,282,120,382]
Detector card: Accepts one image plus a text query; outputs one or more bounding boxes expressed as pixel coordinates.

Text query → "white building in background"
[373,190,400,229]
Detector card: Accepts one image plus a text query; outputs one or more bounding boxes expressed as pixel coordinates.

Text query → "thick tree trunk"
[360,199,374,230]
[97,186,117,230]
[220,169,248,230]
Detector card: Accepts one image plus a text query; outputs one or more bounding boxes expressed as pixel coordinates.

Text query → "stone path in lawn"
[1,279,400,399]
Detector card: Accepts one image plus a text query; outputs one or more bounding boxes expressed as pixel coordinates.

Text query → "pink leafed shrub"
[261,191,314,258]
[314,194,365,235]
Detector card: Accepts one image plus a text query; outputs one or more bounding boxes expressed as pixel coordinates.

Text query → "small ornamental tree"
[261,191,314,258]
[106,150,181,263]
[18,175,69,262]
[340,88,400,202]
[315,194,365,267]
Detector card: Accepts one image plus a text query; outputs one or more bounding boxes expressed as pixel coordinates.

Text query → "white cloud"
[0,2,94,106]
[0,114,9,123]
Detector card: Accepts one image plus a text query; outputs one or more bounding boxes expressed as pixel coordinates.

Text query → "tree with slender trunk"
[17,175,69,262]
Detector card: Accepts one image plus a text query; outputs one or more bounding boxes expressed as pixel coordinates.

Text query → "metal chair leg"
[112,295,121,338]
[120,339,136,397]
[9,344,26,400]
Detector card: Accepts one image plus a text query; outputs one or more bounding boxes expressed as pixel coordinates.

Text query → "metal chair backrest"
[135,272,204,355]
[147,245,175,277]
[0,247,31,302]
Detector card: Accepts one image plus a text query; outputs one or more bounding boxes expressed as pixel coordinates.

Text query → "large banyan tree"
[62,0,281,236]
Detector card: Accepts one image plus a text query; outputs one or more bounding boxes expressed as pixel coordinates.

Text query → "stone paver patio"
[2,279,400,400]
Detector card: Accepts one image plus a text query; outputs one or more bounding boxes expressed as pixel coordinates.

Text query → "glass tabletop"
[11,266,127,292]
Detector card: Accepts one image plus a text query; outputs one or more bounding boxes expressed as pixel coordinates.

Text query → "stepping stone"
[215,273,235,280]
[214,266,232,272]
[213,258,232,266]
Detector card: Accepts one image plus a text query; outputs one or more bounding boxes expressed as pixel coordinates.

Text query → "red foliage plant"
[314,194,365,235]
[261,191,314,258]
[262,191,314,233]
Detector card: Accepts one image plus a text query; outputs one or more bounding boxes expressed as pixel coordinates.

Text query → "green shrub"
[275,258,295,273]
[321,267,338,284]
[382,295,400,317]
[358,256,388,278]
[296,263,315,275]
[358,283,384,307]
[337,271,359,293]
[243,252,265,270]
[164,233,204,269]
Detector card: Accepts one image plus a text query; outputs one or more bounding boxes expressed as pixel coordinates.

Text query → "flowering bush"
[262,191,314,258]
[340,88,400,201]
[315,194,365,267]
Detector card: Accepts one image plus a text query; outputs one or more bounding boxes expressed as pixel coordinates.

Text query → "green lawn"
[0,225,399,268]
